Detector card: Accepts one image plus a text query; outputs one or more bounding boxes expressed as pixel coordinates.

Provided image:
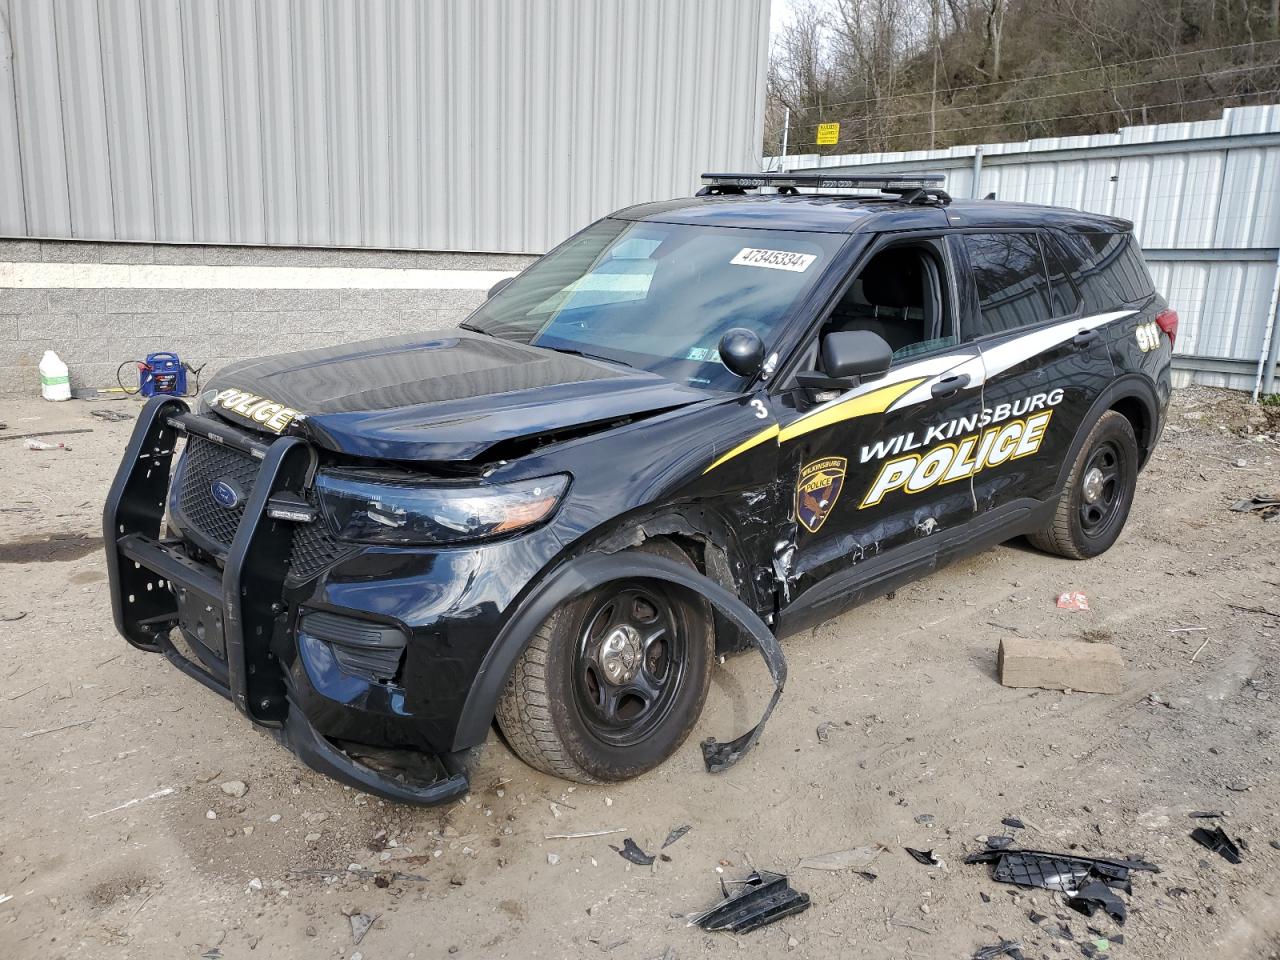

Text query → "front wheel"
[1028,410,1139,560]
[494,538,714,783]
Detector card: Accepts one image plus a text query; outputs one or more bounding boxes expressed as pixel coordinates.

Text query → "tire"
[1028,410,1139,560]
[494,538,715,784]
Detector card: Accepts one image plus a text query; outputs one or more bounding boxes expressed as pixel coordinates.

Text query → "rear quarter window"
[1059,230,1155,311]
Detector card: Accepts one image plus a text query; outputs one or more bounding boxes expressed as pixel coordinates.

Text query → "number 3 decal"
[750,398,769,419]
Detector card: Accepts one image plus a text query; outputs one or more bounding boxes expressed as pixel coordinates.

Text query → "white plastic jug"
[39,350,71,401]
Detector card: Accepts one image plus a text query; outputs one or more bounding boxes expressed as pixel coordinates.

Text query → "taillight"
[1155,308,1178,349]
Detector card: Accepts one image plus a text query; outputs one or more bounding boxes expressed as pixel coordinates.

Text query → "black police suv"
[105,172,1175,804]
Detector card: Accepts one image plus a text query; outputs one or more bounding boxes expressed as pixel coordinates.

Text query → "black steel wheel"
[573,585,688,747]
[1077,441,1124,536]
[1029,410,1139,560]
[495,538,714,783]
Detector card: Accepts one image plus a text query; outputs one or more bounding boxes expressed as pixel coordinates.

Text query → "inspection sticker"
[730,247,817,272]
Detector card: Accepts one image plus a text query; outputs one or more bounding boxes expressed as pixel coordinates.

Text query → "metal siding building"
[0,0,770,254]
[771,105,1280,394]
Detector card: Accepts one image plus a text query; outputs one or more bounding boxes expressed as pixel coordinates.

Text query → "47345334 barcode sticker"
[730,248,817,272]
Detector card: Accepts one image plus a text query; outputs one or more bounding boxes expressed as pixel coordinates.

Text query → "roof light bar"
[700,172,945,191]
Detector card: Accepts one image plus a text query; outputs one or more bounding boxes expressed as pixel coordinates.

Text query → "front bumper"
[103,397,472,805]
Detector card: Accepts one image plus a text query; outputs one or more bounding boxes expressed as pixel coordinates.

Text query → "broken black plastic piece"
[1002,817,1026,830]
[986,835,1015,850]
[1067,880,1127,924]
[905,847,939,865]
[690,870,811,934]
[973,939,1025,960]
[1188,811,1224,819]
[967,847,1158,925]
[662,824,691,849]
[1191,825,1243,864]
[611,838,655,865]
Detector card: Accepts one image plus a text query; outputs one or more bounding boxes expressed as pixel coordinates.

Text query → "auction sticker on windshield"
[731,248,817,272]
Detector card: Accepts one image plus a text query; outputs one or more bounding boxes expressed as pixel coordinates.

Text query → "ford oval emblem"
[210,479,243,510]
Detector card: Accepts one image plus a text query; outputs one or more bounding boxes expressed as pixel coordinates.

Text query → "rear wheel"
[495,538,714,783]
[1028,410,1138,559]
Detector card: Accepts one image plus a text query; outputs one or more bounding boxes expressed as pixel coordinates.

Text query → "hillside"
[767,0,1280,156]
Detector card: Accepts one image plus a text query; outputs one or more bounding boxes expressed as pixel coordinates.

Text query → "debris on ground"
[816,720,836,743]
[915,813,936,825]
[985,835,1015,850]
[973,939,1025,959]
[219,780,248,798]
[1191,825,1244,864]
[1001,817,1026,830]
[1230,494,1280,521]
[1188,811,1225,819]
[1055,591,1090,611]
[24,438,68,451]
[905,847,940,866]
[610,838,654,865]
[966,847,1159,924]
[348,912,377,944]
[797,845,884,871]
[0,427,93,444]
[689,870,810,934]
[662,825,691,849]
[89,408,134,422]
[998,636,1125,694]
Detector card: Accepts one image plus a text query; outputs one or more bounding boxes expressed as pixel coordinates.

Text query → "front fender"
[451,551,786,773]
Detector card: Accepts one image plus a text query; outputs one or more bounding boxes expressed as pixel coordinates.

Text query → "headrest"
[860,249,921,309]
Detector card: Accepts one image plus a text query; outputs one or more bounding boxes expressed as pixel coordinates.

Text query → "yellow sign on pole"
[816,122,840,146]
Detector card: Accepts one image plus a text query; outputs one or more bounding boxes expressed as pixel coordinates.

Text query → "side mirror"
[718,328,765,379]
[487,277,514,299]
[820,330,892,381]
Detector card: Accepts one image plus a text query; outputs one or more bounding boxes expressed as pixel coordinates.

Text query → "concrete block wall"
[0,240,535,396]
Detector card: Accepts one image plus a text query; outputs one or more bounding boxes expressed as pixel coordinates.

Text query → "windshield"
[464,218,845,390]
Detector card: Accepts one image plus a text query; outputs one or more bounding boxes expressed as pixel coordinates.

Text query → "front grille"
[176,433,352,580]
[288,496,355,581]
[177,436,261,550]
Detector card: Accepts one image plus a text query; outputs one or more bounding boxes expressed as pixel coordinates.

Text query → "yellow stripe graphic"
[704,423,780,474]
[777,377,926,444]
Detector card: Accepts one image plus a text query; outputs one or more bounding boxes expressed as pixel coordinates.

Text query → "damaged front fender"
[453,551,787,774]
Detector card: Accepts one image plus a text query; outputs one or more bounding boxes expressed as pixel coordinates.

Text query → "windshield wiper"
[545,346,634,369]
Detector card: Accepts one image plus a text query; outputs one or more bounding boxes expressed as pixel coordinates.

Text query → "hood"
[203,330,710,461]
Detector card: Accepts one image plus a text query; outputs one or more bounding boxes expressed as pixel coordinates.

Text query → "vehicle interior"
[797,241,957,379]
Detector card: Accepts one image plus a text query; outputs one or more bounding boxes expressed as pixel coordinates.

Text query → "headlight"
[315,470,570,545]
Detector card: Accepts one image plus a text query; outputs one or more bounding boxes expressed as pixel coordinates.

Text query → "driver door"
[775,235,985,621]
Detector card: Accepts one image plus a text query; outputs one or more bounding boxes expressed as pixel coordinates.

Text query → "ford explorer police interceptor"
[104,173,1174,803]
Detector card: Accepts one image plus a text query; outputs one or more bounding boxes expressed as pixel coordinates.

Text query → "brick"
[105,288,161,313]
[253,288,343,311]
[47,288,106,313]
[998,637,1125,694]
[0,289,48,313]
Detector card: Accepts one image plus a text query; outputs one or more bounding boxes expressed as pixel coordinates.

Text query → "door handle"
[930,373,970,399]
[1072,329,1100,348]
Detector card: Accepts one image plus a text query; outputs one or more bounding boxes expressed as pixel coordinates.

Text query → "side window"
[962,232,1052,340]
[1065,231,1155,310]
[1040,233,1081,318]
[817,241,957,365]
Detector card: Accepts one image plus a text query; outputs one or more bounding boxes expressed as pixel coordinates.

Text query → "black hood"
[204,330,710,461]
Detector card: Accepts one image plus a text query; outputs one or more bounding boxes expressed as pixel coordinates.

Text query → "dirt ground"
[1,386,1278,960]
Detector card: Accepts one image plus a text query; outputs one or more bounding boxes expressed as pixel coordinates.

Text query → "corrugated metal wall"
[0,0,769,254]
[770,105,1280,393]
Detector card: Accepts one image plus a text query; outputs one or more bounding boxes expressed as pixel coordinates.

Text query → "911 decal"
[1135,320,1161,352]
[210,387,304,434]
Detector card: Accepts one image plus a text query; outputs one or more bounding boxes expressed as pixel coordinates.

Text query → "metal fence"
[0,0,768,255]
[768,104,1280,396]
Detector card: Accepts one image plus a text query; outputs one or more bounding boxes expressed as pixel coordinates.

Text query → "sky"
[769,0,794,42]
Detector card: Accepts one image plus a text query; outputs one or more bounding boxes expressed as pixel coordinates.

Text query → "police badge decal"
[796,456,848,533]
